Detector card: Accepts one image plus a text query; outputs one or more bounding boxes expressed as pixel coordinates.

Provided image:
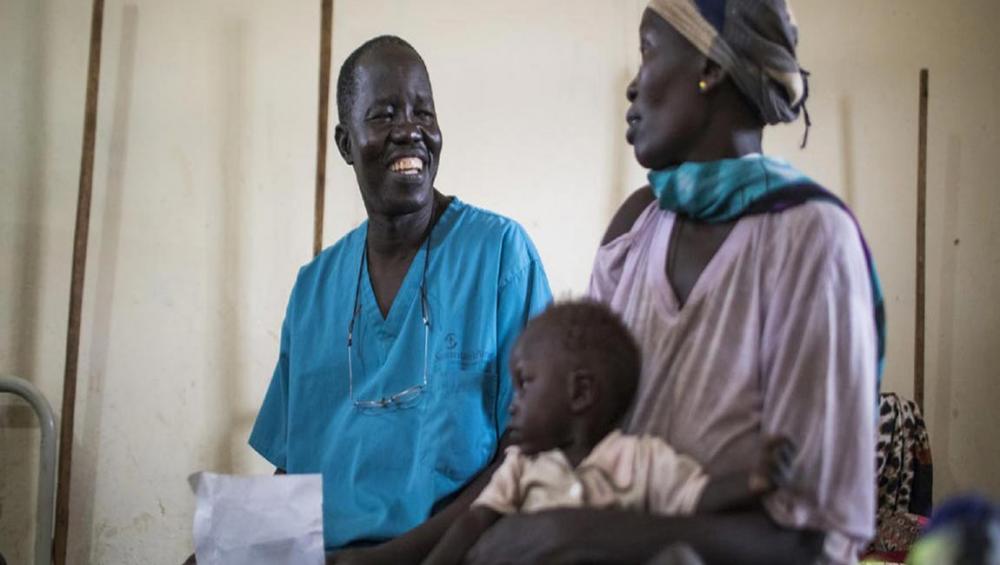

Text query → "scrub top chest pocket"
[429,367,500,483]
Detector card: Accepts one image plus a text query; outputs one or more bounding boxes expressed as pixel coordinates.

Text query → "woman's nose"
[626,77,638,102]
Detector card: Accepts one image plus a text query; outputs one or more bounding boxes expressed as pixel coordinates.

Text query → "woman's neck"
[684,86,764,163]
[685,124,762,163]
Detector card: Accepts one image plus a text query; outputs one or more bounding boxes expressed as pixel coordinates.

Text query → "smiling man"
[248,36,551,563]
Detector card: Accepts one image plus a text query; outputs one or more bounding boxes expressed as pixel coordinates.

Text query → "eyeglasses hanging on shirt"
[346,224,432,409]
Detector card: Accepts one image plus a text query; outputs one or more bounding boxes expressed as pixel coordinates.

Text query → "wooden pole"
[915,69,929,413]
[54,0,105,562]
[313,0,333,257]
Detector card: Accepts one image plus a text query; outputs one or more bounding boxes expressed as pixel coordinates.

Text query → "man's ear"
[568,369,597,414]
[699,58,728,93]
[334,124,354,165]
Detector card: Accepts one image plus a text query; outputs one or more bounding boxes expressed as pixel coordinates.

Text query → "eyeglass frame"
[346,228,432,409]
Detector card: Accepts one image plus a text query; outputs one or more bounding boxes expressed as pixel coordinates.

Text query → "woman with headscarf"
[466,2,881,564]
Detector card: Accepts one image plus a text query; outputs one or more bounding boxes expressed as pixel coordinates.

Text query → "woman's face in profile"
[626,9,708,170]
[342,45,443,217]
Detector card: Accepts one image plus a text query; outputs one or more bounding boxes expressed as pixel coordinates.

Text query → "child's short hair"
[527,300,641,425]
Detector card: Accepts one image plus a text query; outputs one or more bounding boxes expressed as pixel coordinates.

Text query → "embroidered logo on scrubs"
[436,334,489,371]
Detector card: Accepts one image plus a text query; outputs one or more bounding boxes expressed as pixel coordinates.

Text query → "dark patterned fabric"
[864,393,934,558]
[875,393,933,517]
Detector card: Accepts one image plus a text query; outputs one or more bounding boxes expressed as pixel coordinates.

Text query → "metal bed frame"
[1,376,56,565]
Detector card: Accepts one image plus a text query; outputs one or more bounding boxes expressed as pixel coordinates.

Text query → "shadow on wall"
[839,96,857,209]
[1,0,47,562]
[71,4,140,562]
[932,134,962,497]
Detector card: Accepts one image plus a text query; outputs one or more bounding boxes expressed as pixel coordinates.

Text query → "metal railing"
[0,376,56,565]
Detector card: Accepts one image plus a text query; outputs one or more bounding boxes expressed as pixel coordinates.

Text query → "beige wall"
[1,0,997,563]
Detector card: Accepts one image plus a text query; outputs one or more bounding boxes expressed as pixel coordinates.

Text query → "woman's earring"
[698,80,708,92]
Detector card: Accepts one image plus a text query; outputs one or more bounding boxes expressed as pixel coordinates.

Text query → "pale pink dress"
[588,200,877,564]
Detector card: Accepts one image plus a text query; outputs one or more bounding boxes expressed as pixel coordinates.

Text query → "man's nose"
[390,119,422,144]
[626,77,638,102]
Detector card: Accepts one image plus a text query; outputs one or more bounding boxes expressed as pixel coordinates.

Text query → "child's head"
[507,300,641,455]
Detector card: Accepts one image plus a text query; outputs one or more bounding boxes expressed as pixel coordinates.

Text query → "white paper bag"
[189,472,324,565]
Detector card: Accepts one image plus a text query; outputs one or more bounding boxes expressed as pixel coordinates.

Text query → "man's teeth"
[390,157,424,174]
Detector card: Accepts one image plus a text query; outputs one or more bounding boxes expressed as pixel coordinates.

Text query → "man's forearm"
[423,507,501,565]
[369,461,499,562]
[335,445,507,565]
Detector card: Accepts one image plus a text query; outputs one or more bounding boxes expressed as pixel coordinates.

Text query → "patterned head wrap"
[647,0,810,134]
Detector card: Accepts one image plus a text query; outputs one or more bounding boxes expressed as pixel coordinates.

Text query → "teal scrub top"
[249,198,552,549]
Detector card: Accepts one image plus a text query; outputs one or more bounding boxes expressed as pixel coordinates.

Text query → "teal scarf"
[649,154,812,222]
[649,154,886,381]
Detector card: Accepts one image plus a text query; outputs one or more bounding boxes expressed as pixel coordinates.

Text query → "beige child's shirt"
[472,430,708,516]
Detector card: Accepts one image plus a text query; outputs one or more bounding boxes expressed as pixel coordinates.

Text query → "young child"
[423,300,795,565]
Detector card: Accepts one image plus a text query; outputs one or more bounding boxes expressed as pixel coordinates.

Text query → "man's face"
[338,45,442,217]
[625,9,708,170]
[506,333,574,456]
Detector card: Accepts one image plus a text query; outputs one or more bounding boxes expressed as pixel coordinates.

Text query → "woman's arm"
[465,508,823,565]
[695,437,795,514]
[600,187,655,245]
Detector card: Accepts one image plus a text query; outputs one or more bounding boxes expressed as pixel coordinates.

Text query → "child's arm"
[422,505,502,565]
[695,437,795,514]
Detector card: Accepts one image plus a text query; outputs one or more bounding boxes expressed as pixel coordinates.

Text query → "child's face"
[506,335,574,456]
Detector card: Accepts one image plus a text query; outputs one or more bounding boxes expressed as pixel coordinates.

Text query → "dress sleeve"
[587,230,635,303]
[495,225,552,433]
[759,205,877,563]
[472,448,527,515]
[248,277,298,470]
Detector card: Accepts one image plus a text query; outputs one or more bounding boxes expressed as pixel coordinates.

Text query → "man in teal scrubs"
[249,36,551,563]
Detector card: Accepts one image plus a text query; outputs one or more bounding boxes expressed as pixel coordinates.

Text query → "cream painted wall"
[1,1,997,563]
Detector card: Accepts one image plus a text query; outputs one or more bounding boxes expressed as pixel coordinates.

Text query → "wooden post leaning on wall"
[915,68,929,413]
[314,0,334,257]
[54,0,106,563]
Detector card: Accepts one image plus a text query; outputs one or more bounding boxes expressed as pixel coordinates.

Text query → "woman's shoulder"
[764,200,861,255]
[601,186,657,246]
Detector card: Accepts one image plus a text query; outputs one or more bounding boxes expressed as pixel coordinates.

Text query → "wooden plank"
[915,69,928,412]
[314,0,334,257]
[54,0,105,563]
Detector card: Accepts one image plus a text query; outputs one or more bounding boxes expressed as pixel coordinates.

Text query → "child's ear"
[568,369,596,413]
